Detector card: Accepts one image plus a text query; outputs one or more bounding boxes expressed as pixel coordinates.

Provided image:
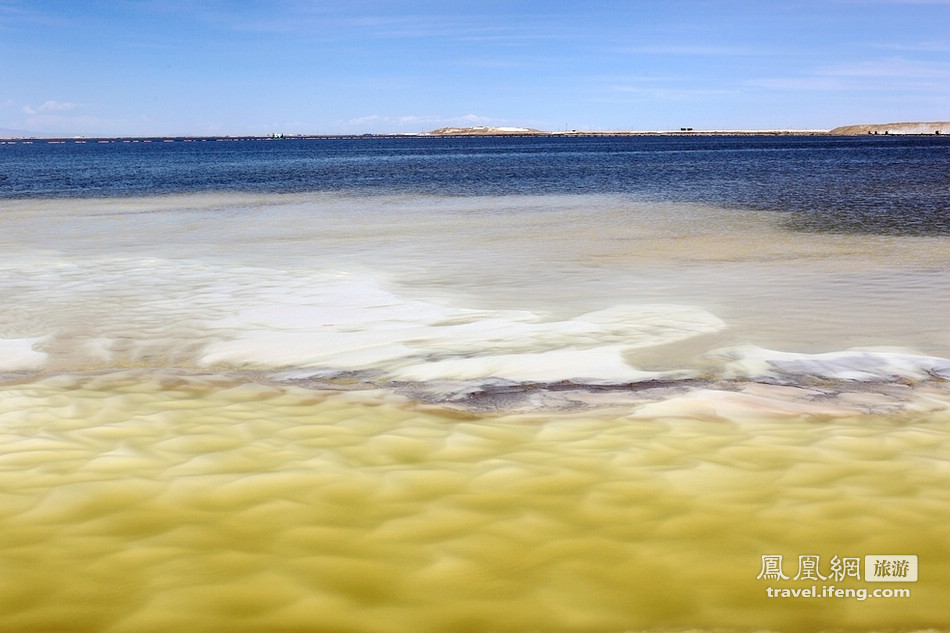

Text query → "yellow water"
[1,371,949,633]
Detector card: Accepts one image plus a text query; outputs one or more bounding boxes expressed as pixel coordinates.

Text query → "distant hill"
[427,126,546,135]
[829,121,950,135]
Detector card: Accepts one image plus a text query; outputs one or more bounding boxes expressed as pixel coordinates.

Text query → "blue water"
[3,135,950,234]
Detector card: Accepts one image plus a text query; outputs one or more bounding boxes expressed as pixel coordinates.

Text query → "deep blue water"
[2,135,949,235]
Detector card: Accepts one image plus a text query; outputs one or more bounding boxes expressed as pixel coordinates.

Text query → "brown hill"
[829,121,950,135]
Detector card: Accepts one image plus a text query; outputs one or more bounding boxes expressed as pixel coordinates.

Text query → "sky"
[1,0,949,137]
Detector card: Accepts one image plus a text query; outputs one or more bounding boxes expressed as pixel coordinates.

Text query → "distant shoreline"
[3,121,949,142]
[1,132,828,143]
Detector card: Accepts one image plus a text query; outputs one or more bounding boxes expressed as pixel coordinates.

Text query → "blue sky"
[1,0,948,136]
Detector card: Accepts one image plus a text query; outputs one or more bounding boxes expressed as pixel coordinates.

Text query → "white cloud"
[40,100,79,112]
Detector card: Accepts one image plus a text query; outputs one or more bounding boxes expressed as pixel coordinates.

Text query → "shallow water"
[3,192,950,375]
[1,181,950,631]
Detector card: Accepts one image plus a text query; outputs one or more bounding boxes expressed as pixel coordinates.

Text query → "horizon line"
[1,128,836,141]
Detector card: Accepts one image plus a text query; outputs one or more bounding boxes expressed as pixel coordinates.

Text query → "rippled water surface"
[2,372,950,633]
[1,136,949,632]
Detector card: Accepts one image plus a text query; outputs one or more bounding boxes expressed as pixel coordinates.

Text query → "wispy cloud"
[819,57,950,78]
[877,41,950,52]
[139,1,570,46]
[343,113,501,133]
[829,0,950,5]
[0,1,29,29]
[21,100,81,116]
[604,85,735,102]
[0,2,74,30]
[839,0,950,3]
[18,112,133,136]
[613,44,759,57]
[11,101,149,136]
[399,114,494,126]
[747,57,950,92]
[744,76,843,91]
